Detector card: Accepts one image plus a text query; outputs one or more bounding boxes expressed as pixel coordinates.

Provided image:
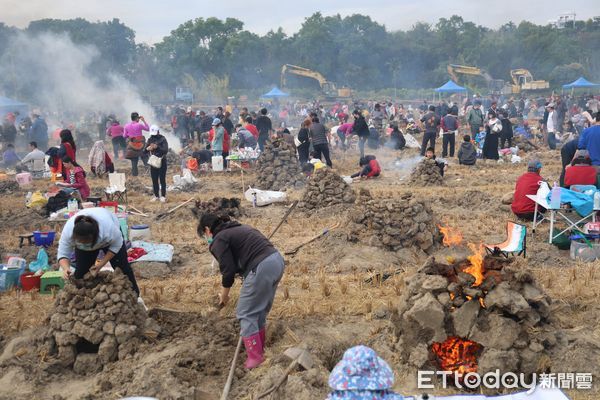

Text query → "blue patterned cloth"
[327,346,404,400]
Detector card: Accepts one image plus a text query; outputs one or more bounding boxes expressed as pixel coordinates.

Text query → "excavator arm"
[281,64,329,89]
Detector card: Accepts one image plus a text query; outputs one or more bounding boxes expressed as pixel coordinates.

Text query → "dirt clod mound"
[255,139,304,191]
[0,180,19,194]
[192,197,244,218]
[409,158,443,186]
[298,168,356,210]
[0,207,47,231]
[347,191,438,253]
[43,270,151,374]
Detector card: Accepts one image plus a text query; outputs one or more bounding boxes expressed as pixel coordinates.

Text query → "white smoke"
[0,31,182,151]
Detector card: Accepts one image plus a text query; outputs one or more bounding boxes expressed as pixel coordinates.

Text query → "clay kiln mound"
[347,190,438,253]
[409,158,443,186]
[42,270,151,375]
[254,139,304,191]
[192,197,244,218]
[394,256,557,380]
[298,168,356,210]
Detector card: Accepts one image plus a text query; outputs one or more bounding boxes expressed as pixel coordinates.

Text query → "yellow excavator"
[281,64,352,99]
[447,64,510,94]
[509,69,549,93]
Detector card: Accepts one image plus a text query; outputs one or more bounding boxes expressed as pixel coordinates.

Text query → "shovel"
[268,200,298,240]
[255,347,314,399]
[284,222,340,255]
[155,197,195,220]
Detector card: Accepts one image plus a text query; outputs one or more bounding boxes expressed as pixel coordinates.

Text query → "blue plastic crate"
[33,231,55,247]
[0,265,25,292]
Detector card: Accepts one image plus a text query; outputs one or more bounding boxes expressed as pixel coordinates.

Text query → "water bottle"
[550,182,561,210]
[68,198,78,212]
[594,191,600,210]
[25,191,32,205]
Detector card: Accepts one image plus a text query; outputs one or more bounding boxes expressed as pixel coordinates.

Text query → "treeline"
[0,13,599,98]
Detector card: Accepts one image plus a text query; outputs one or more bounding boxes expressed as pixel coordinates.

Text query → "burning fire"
[431,336,482,375]
[438,225,463,247]
[464,243,485,287]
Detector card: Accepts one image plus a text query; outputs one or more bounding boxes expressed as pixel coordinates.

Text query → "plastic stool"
[40,271,65,294]
[18,233,34,248]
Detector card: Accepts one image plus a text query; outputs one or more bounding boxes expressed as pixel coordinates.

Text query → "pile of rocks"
[347,192,438,253]
[394,256,556,377]
[408,159,443,186]
[255,139,304,191]
[192,197,243,218]
[0,180,19,194]
[43,270,151,374]
[298,169,356,210]
[166,150,181,167]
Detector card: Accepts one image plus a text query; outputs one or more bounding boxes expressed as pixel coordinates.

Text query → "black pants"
[74,242,139,295]
[421,132,436,156]
[442,133,455,157]
[112,136,126,160]
[515,211,544,222]
[313,143,332,167]
[130,157,140,176]
[258,134,269,152]
[500,137,512,149]
[150,160,167,197]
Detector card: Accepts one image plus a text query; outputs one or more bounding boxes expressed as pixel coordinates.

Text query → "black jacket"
[209,222,277,288]
[222,117,234,138]
[390,128,406,150]
[255,115,272,136]
[199,116,213,133]
[144,134,168,158]
[352,116,370,138]
[500,118,513,139]
[297,127,310,145]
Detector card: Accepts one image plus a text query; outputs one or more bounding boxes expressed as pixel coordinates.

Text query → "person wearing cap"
[144,125,169,203]
[511,160,545,221]
[564,149,597,187]
[467,101,484,137]
[211,118,225,156]
[546,103,559,150]
[327,345,404,399]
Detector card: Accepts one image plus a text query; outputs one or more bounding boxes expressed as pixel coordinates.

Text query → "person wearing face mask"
[57,208,143,305]
[144,125,169,203]
[198,213,285,369]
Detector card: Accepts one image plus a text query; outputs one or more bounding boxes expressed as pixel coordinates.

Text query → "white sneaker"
[160,197,166,203]
[150,196,158,202]
[137,296,148,311]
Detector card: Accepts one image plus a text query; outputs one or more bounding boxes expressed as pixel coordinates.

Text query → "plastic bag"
[244,187,287,206]
[29,248,49,273]
[27,191,47,209]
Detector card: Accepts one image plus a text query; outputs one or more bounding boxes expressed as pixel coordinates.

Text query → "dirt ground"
[0,136,598,400]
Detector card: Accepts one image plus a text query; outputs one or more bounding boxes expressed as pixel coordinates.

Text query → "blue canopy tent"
[0,96,29,122]
[434,80,467,102]
[262,87,289,98]
[562,77,600,90]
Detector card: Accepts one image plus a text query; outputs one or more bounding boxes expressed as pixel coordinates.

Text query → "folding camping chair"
[484,221,527,258]
[105,173,127,206]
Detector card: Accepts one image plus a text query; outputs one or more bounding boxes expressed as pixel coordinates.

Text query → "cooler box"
[0,264,25,292]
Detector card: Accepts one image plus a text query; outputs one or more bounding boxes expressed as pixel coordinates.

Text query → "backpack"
[44,190,71,216]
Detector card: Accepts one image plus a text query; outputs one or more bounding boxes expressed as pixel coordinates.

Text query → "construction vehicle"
[447,64,511,94]
[510,69,550,93]
[281,64,352,99]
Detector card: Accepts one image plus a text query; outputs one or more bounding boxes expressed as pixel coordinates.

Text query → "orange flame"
[438,225,463,247]
[464,243,485,286]
[431,336,482,375]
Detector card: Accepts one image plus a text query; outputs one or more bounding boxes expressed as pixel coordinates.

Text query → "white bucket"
[130,225,151,241]
[212,156,224,172]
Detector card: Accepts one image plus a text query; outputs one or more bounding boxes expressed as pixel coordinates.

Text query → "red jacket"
[245,124,259,140]
[65,166,90,200]
[511,172,542,214]
[366,159,381,177]
[564,165,597,187]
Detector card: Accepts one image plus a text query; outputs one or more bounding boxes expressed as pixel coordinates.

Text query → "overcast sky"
[1,0,598,44]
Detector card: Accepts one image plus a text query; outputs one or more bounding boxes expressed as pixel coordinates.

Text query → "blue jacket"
[28,117,48,144]
[578,125,600,166]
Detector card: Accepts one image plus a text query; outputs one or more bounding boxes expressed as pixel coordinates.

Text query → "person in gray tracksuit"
[199,213,285,369]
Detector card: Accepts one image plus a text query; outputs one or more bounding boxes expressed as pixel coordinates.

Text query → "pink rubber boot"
[242,333,264,369]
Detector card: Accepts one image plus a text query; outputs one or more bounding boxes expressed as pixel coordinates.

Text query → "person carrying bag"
[145,125,169,203]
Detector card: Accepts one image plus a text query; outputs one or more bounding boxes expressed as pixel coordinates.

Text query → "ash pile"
[192,197,244,218]
[42,270,152,375]
[0,180,20,194]
[408,158,443,186]
[347,191,437,253]
[513,135,538,152]
[254,139,304,191]
[166,149,181,166]
[298,168,356,210]
[394,255,557,379]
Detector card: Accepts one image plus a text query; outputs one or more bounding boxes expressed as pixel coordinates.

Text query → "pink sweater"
[123,121,149,138]
[106,123,124,138]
